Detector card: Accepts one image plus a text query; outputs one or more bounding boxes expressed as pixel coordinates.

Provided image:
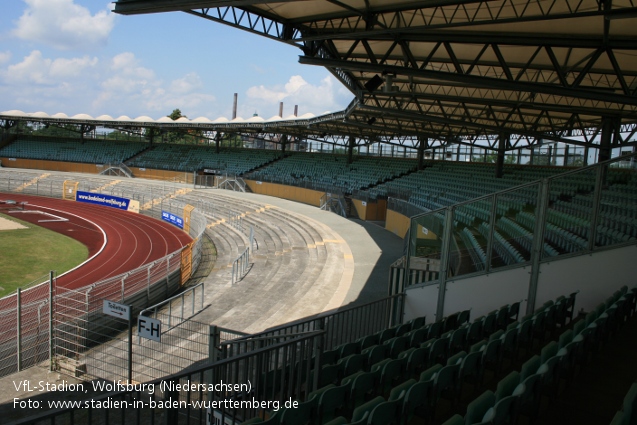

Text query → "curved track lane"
[1,194,192,291]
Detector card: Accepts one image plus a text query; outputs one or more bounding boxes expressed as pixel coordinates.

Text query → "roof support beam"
[299,55,637,106]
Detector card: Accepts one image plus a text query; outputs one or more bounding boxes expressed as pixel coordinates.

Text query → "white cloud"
[244,74,350,117]
[94,53,215,116]
[0,51,11,65]
[3,50,98,84]
[13,0,115,50]
[0,50,216,118]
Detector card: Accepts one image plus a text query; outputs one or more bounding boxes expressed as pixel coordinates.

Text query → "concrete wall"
[244,179,324,207]
[535,244,637,314]
[404,244,637,321]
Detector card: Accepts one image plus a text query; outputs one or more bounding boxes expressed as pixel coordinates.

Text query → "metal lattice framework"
[23,1,637,152]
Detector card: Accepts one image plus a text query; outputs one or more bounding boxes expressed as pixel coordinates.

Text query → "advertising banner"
[162,210,184,229]
[76,191,130,211]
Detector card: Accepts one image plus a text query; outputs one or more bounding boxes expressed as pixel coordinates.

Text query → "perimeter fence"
[0,174,207,379]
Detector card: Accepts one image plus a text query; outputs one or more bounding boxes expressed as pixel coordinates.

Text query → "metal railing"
[14,331,324,425]
[402,152,637,317]
[139,282,205,329]
[217,294,404,359]
[231,247,250,285]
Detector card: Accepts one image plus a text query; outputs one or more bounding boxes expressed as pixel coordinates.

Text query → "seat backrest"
[558,329,573,349]
[368,399,400,425]
[447,350,467,366]
[520,355,541,380]
[388,378,416,402]
[483,394,519,425]
[465,390,496,425]
[496,371,521,402]
[420,363,443,383]
[540,341,558,363]
[351,396,385,423]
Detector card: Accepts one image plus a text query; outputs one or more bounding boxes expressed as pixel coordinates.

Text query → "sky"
[0,0,353,121]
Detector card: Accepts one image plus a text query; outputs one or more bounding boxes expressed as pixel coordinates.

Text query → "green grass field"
[0,213,88,297]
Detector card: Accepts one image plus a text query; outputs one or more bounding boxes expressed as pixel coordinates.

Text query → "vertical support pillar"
[49,271,54,372]
[215,132,221,154]
[485,194,498,273]
[209,325,220,362]
[564,145,570,166]
[435,208,455,321]
[587,165,605,251]
[347,136,355,164]
[417,137,428,170]
[495,134,508,178]
[17,288,22,371]
[280,134,288,155]
[527,179,550,315]
[128,306,133,384]
[599,117,613,164]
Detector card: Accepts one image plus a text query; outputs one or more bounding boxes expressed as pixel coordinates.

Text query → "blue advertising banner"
[162,211,184,229]
[76,191,130,210]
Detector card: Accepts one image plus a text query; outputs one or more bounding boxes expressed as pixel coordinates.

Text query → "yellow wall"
[1,158,103,174]
[351,198,387,221]
[386,209,411,238]
[128,167,193,183]
[245,180,324,207]
[385,209,437,239]
[351,198,368,220]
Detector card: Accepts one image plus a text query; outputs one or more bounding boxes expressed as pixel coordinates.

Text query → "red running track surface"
[1,194,193,290]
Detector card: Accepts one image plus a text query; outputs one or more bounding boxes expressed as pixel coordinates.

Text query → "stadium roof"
[3,1,637,153]
[110,0,637,151]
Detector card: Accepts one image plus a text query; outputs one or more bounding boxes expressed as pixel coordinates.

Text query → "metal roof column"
[347,136,355,164]
[495,133,509,178]
[417,137,429,170]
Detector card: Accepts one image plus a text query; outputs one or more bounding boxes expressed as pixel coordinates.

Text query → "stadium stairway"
[175,190,354,333]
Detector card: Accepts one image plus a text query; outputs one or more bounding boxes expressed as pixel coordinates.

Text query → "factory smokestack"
[279,102,284,118]
[232,93,238,120]
[294,105,298,117]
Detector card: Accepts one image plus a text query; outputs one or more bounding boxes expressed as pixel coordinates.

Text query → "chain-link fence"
[0,274,52,377]
[0,174,207,379]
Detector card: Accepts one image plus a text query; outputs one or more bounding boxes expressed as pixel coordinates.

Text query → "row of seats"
[237,300,540,424]
[445,285,635,425]
[0,136,147,164]
[128,145,281,175]
[248,154,415,195]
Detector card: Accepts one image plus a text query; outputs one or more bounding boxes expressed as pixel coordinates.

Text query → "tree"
[169,109,183,121]
[163,109,205,145]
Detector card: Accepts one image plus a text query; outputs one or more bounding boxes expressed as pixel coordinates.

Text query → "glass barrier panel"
[492,182,540,267]
[596,164,637,249]
[542,166,597,258]
[450,196,493,277]
[408,210,445,285]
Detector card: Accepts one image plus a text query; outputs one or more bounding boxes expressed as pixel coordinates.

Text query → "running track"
[1,193,192,291]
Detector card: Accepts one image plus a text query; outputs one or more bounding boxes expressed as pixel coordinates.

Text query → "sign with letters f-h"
[138,316,162,342]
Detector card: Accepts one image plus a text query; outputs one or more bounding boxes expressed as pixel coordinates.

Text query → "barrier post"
[128,305,133,384]
[16,288,22,371]
[49,271,54,372]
